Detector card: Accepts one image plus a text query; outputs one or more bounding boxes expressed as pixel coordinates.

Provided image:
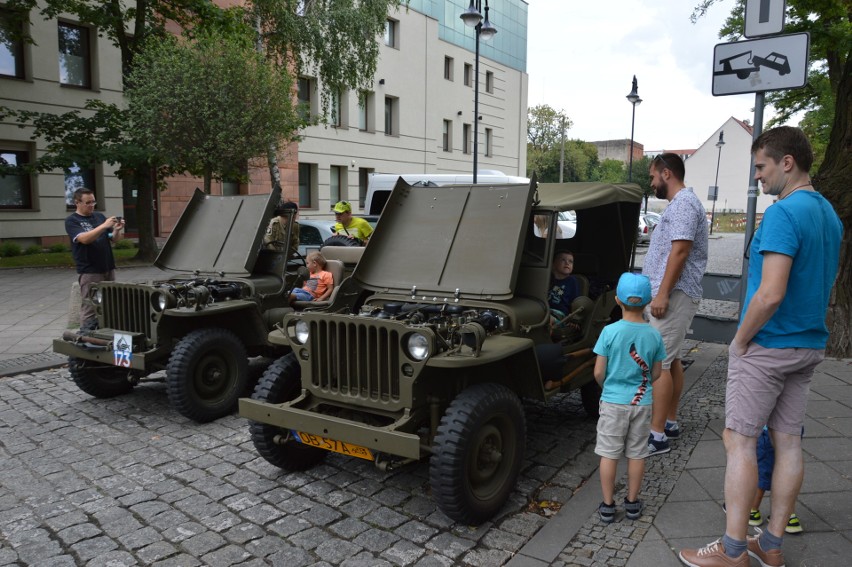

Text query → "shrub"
[114,239,135,249]
[0,242,23,257]
[24,245,44,255]
[48,243,69,253]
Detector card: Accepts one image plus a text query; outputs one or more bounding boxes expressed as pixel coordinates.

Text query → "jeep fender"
[160,304,269,348]
[426,335,547,400]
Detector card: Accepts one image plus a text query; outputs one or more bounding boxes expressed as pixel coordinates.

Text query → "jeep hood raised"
[155,187,280,276]
[353,179,535,300]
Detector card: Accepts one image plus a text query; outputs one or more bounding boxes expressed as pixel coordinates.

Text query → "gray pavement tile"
[803,436,852,461]
[653,501,725,539]
[667,470,715,503]
[683,439,725,470]
[801,461,852,493]
[807,399,852,418]
[624,540,682,567]
[817,417,852,436]
[798,492,852,531]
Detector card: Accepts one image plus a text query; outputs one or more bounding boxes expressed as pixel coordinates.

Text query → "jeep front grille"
[101,285,153,337]
[308,320,401,403]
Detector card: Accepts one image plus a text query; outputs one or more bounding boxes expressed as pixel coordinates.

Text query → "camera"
[115,216,124,223]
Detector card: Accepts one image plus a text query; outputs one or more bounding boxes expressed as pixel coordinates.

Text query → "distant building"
[592,139,644,165]
[682,116,776,215]
[644,149,695,162]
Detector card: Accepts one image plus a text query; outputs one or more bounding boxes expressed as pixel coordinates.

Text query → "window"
[384,19,397,48]
[330,89,347,128]
[298,163,315,208]
[64,163,95,209]
[384,96,397,136]
[463,63,472,87]
[485,128,493,157]
[485,71,494,94]
[300,224,324,248]
[330,165,346,205]
[0,9,25,79]
[0,148,33,209]
[58,22,91,88]
[358,167,373,209]
[442,120,452,152]
[358,91,373,132]
[297,76,316,120]
[444,56,453,81]
[463,124,471,155]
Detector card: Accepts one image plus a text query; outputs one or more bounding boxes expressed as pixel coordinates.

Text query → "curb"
[0,353,68,378]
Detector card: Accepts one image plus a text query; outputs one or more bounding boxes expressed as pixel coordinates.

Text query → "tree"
[0,0,406,262]
[693,0,851,355]
[126,30,300,194]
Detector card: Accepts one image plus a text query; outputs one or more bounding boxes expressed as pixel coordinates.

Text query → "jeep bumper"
[52,331,168,373]
[239,397,424,460]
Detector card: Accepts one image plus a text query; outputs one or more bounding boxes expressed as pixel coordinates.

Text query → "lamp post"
[460,0,497,184]
[710,131,725,235]
[626,75,642,183]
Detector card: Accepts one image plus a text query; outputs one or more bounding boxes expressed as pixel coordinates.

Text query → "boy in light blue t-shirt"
[593,273,666,523]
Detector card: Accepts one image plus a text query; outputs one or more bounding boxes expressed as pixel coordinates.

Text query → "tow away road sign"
[712,32,809,96]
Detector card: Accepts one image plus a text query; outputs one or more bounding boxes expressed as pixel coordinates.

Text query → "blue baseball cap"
[617,273,652,307]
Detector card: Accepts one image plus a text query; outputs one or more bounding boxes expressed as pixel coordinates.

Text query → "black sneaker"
[598,501,615,524]
[664,423,681,438]
[647,434,670,456]
[624,498,643,520]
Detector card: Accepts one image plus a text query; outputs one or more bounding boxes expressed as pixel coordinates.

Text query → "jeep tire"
[430,383,526,525]
[69,356,134,398]
[166,328,248,423]
[249,353,326,470]
[321,235,361,247]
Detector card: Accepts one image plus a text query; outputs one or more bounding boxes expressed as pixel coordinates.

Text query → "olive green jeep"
[240,179,643,523]
[54,187,300,422]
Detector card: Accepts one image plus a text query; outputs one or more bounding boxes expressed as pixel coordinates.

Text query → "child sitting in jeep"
[549,250,580,327]
[289,251,334,304]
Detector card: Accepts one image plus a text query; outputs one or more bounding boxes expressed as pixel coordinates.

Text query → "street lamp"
[460,0,497,184]
[710,131,725,235]
[626,75,642,183]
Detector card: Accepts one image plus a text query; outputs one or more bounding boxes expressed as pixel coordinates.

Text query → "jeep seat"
[292,259,345,310]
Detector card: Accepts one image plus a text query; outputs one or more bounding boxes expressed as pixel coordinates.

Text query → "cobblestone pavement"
[0,363,604,567]
[554,343,727,567]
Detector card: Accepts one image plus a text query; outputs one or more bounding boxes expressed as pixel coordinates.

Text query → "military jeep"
[54,187,299,422]
[240,179,643,523]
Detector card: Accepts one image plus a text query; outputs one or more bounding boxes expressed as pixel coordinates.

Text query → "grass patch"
[0,247,144,269]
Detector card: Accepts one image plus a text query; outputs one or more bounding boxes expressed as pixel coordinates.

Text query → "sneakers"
[749,508,764,526]
[679,539,749,567]
[747,531,786,567]
[648,434,671,456]
[785,513,803,534]
[624,498,643,520]
[598,501,615,524]
[665,422,681,438]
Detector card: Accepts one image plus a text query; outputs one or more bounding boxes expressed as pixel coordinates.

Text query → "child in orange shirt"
[289,251,334,303]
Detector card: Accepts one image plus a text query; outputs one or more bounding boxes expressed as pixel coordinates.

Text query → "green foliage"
[126,29,300,189]
[24,244,43,255]
[593,159,626,183]
[48,243,69,253]
[0,242,23,257]
[113,239,135,249]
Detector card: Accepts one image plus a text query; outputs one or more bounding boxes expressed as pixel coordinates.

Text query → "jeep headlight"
[293,320,310,345]
[151,291,176,312]
[406,333,430,361]
[91,288,103,305]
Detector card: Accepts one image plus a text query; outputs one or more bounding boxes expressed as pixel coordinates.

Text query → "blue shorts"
[292,288,313,301]
[756,428,774,491]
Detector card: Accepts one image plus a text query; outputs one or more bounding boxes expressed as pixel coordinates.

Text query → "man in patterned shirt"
[642,153,708,456]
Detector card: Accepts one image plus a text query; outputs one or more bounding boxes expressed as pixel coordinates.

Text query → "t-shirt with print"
[642,188,708,299]
[593,320,666,406]
[65,212,116,274]
[548,275,580,315]
[301,269,333,299]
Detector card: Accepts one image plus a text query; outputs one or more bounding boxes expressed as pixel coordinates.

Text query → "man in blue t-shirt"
[679,128,842,567]
[65,188,124,328]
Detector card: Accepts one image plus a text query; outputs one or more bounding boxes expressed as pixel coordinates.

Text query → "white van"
[365,171,529,214]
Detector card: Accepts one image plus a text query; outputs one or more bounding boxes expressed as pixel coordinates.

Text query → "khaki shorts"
[726,343,823,437]
[646,290,700,369]
[595,401,652,459]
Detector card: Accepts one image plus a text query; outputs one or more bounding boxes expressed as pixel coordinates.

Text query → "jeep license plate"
[292,431,374,461]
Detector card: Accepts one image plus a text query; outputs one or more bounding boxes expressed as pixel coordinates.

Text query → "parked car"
[637,212,661,245]
[297,219,336,257]
[240,179,643,525]
[557,210,577,238]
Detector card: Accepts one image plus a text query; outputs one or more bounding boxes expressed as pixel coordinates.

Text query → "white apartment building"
[296,0,529,216]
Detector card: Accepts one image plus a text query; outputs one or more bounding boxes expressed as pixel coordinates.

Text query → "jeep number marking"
[113,333,132,368]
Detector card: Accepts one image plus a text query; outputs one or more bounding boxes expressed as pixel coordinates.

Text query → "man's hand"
[649,293,669,319]
[729,338,749,357]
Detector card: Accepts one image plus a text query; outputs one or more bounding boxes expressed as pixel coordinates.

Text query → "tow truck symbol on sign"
[715,50,791,79]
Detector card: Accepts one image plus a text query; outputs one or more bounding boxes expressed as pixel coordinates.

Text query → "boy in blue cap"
[593,273,666,523]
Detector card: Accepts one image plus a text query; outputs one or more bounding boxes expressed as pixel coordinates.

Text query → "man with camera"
[66,187,125,329]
